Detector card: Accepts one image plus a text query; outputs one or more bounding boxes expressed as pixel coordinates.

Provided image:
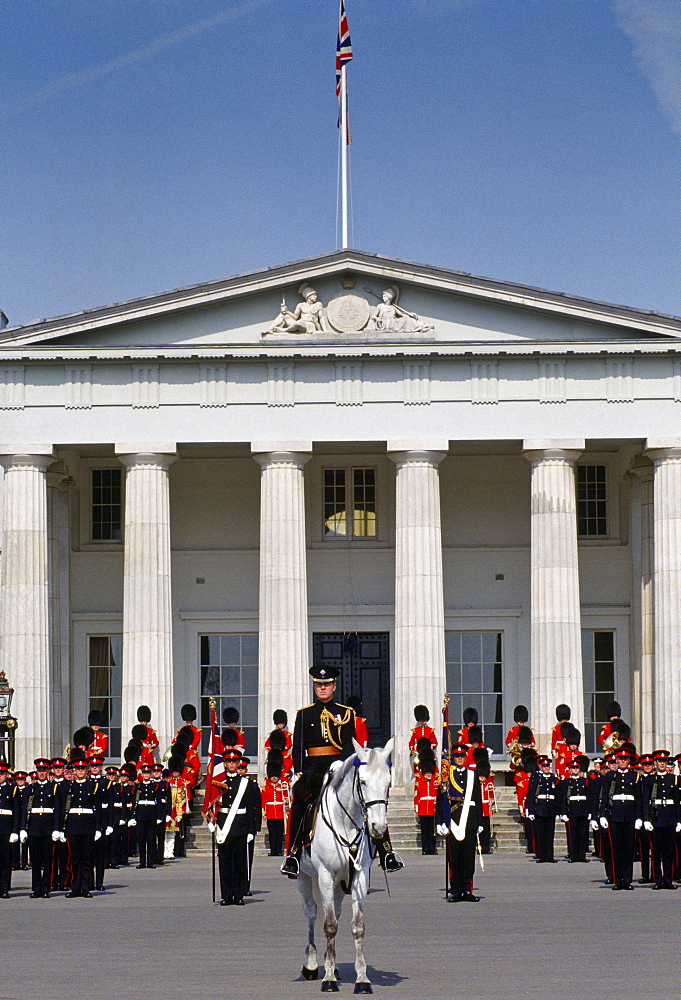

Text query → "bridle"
[318,759,390,863]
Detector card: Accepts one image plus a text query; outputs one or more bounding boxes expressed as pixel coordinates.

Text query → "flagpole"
[340,61,349,249]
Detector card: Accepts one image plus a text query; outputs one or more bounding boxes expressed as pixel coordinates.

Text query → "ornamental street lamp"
[0,671,17,769]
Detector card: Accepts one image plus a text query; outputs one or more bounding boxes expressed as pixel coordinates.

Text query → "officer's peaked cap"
[309,664,340,682]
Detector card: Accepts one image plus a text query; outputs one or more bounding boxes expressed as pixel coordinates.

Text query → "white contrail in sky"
[612,0,681,134]
[1,0,271,116]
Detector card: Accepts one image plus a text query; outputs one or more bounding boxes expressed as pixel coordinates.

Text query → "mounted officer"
[281,664,403,878]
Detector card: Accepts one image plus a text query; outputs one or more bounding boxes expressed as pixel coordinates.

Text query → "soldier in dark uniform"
[104,766,122,871]
[435,742,483,901]
[598,747,642,890]
[131,764,161,869]
[525,754,558,863]
[237,756,261,896]
[10,770,30,870]
[56,754,103,897]
[209,749,257,905]
[20,758,58,897]
[281,664,402,877]
[89,755,111,890]
[152,763,170,865]
[558,754,590,863]
[0,761,21,898]
[50,758,69,889]
[644,749,680,890]
[636,753,656,883]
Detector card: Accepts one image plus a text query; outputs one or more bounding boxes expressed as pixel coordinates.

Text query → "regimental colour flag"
[202,705,224,822]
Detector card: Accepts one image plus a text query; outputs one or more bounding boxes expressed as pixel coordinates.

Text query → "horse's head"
[352,738,394,839]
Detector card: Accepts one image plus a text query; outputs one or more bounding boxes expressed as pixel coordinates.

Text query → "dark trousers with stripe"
[567,816,589,861]
[608,820,634,885]
[137,818,157,867]
[418,815,436,854]
[0,833,12,895]
[533,816,556,861]
[218,834,247,901]
[267,818,284,856]
[447,825,476,897]
[67,833,94,894]
[651,826,675,885]
[28,836,52,894]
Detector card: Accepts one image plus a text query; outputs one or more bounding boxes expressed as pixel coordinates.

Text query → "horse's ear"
[381,738,395,761]
[352,738,367,759]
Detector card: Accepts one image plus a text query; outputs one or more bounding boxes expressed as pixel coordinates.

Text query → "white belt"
[31,807,54,814]
[113,802,122,808]
[536,794,555,800]
[0,808,12,815]
[419,795,436,801]
[612,794,635,801]
[138,800,156,806]
[69,807,94,814]
[219,807,247,814]
[653,799,676,806]
[568,795,586,801]
[265,801,284,807]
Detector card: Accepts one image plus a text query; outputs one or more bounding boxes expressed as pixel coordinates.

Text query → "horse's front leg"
[299,874,319,980]
[351,866,372,993]
[319,868,339,991]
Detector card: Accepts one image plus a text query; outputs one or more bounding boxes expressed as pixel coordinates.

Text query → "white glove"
[676,823,681,833]
[128,818,137,827]
[119,819,126,826]
[165,815,171,823]
[94,830,102,841]
[635,819,642,830]
[590,819,598,831]
[247,833,254,843]
[526,814,535,822]
[105,826,113,836]
[328,760,343,774]
[436,824,447,837]
[560,815,568,823]
[156,818,163,824]
[599,817,609,830]
[52,830,61,842]
[644,821,653,832]
[9,833,18,844]
[477,826,484,834]
[20,830,28,843]
[207,821,216,833]
[60,832,67,843]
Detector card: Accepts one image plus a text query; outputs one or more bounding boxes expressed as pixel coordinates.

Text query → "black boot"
[374,837,404,873]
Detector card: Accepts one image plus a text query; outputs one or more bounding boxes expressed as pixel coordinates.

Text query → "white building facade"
[1,250,680,782]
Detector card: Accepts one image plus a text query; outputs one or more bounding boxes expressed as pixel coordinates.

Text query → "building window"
[200,634,259,755]
[323,467,376,539]
[92,468,122,541]
[577,465,607,536]
[582,630,615,754]
[89,635,122,758]
[445,632,503,754]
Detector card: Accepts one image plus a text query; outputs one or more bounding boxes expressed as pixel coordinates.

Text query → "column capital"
[523,439,584,464]
[252,442,312,470]
[645,439,681,463]
[628,455,654,482]
[115,443,177,469]
[0,446,55,472]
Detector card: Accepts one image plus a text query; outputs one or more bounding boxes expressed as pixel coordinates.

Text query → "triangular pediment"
[2,250,680,354]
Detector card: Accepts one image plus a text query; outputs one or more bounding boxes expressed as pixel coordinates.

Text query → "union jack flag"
[202,705,224,823]
[335,0,353,100]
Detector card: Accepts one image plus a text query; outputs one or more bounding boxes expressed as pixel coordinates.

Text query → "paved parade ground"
[2,853,679,999]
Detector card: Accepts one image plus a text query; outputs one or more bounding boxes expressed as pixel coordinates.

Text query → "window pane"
[91,468,122,541]
[240,634,258,665]
[577,465,607,536]
[221,664,239,693]
[594,631,614,662]
[221,635,241,664]
[241,699,258,727]
[445,632,461,662]
[202,665,220,696]
[110,635,123,667]
[241,662,258,696]
[324,469,347,537]
[595,661,614,691]
[446,664,462,693]
[89,637,110,667]
[461,633,481,663]
[90,667,109,697]
[462,663,480,693]
[353,468,377,538]
[446,632,503,753]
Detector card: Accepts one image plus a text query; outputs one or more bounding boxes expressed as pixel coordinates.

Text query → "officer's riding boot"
[281,800,305,878]
[373,831,404,873]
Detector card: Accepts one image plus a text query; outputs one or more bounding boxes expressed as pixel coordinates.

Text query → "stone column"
[47,464,73,756]
[646,440,681,754]
[0,446,55,767]
[252,442,312,773]
[388,441,448,787]
[523,440,585,752]
[628,458,654,751]
[116,444,177,756]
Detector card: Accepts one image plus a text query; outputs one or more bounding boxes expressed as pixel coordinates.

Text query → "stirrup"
[382,851,404,873]
[281,855,300,878]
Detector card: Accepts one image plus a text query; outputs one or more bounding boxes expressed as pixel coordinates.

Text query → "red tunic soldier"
[505,705,535,769]
[136,705,160,765]
[86,710,109,759]
[413,750,439,855]
[262,749,289,857]
[222,706,246,754]
[409,705,438,772]
[551,704,571,758]
[264,711,293,776]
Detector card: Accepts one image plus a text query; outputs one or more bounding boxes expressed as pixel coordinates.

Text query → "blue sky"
[2,0,680,327]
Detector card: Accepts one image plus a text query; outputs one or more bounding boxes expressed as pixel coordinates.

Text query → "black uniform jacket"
[292,699,356,774]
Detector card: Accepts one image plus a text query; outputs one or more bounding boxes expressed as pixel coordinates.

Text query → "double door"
[312,632,390,747]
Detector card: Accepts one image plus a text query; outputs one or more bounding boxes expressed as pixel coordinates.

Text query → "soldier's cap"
[615,748,633,759]
[310,664,340,683]
[591,757,603,766]
[14,771,28,779]
[89,755,105,765]
[51,758,67,767]
[105,766,119,775]
[73,759,89,768]
[140,765,154,773]
[537,755,551,766]
[675,754,681,763]
[568,758,582,769]
[638,754,654,764]
[652,750,670,760]
[34,758,51,769]
[450,743,468,757]
[29,771,38,780]
[224,749,243,761]
[0,762,9,773]
[238,757,250,766]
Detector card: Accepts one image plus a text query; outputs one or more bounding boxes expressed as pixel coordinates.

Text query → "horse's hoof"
[321,981,339,992]
[302,967,319,981]
[354,984,373,994]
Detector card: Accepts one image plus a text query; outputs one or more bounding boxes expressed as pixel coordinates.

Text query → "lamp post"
[0,671,17,769]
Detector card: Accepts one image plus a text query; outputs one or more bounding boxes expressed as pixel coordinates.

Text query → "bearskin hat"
[266,748,284,779]
[476,757,491,779]
[468,726,483,744]
[517,726,533,745]
[513,704,529,724]
[131,724,148,742]
[268,728,286,751]
[564,726,581,747]
[223,706,240,725]
[73,726,95,748]
[605,700,621,719]
[272,709,288,727]
[180,703,197,722]
[462,707,478,726]
[87,710,102,728]
[137,705,152,724]
[555,703,571,722]
[413,705,430,723]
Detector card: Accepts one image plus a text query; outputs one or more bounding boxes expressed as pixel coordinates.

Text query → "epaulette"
[301,703,315,711]
[335,702,354,713]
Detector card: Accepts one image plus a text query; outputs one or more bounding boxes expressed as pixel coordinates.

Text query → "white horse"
[298,738,395,994]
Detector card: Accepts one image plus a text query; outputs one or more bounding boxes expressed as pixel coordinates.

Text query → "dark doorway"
[312,632,391,746]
